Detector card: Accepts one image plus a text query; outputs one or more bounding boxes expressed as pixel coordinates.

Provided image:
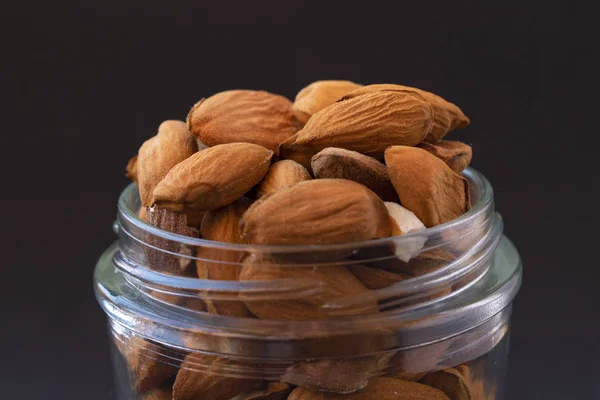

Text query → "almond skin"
[421,368,473,400]
[239,254,375,320]
[186,90,302,152]
[385,146,471,227]
[288,377,451,399]
[293,80,362,124]
[238,382,290,400]
[292,91,434,155]
[257,159,312,198]
[417,140,473,173]
[347,264,410,290]
[278,132,318,172]
[342,84,470,142]
[311,147,399,202]
[240,179,392,245]
[141,387,173,400]
[126,154,138,183]
[152,143,273,212]
[136,120,197,206]
[196,197,254,317]
[173,353,261,400]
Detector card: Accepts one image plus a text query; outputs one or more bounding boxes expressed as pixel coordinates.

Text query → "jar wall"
[107,309,512,399]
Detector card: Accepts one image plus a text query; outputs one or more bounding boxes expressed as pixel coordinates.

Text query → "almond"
[186,90,301,152]
[141,387,173,400]
[257,160,312,198]
[293,80,362,124]
[126,154,138,183]
[347,264,410,290]
[173,353,261,400]
[145,207,199,275]
[288,377,451,399]
[239,382,291,400]
[421,368,473,400]
[385,146,471,227]
[239,254,375,320]
[283,353,394,394]
[136,120,198,206]
[417,141,472,173]
[384,202,427,262]
[342,84,470,142]
[311,148,399,202]
[152,143,273,212]
[114,335,177,394]
[240,179,392,245]
[292,91,433,155]
[196,197,254,317]
[278,132,318,172]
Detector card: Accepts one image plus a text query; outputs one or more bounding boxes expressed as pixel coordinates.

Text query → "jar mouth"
[96,166,522,357]
[117,167,493,253]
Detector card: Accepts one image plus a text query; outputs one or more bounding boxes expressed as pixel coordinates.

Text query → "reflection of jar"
[94,167,522,399]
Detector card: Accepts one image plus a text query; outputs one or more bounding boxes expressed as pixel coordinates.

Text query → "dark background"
[1,1,596,398]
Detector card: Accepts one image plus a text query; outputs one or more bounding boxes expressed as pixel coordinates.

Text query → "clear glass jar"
[94,168,522,400]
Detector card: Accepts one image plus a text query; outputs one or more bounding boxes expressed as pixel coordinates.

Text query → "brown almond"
[278,132,318,172]
[288,377,450,399]
[311,148,399,202]
[239,255,376,320]
[417,141,472,173]
[292,91,433,155]
[385,146,471,227]
[241,179,392,245]
[137,120,197,206]
[173,353,261,400]
[152,143,273,212]
[239,382,291,400]
[421,368,473,400]
[342,84,470,142]
[196,197,254,317]
[292,80,362,124]
[184,208,206,229]
[186,90,301,152]
[126,154,138,183]
[145,207,199,275]
[400,248,456,277]
[283,353,394,394]
[141,387,173,400]
[114,336,177,394]
[347,264,410,290]
[257,160,312,198]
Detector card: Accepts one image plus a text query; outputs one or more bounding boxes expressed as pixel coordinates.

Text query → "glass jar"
[94,167,522,400]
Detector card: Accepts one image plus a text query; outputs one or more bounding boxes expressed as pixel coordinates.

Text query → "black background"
[1,1,596,399]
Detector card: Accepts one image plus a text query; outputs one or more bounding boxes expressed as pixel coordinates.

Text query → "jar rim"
[117,167,493,253]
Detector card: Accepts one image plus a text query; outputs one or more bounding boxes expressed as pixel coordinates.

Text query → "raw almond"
[347,264,410,290]
[311,147,399,202]
[292,91,434,155]
[196,197,254,317]
[186,90,301,152]
[136,120,198,206]
[257,160,312,198]
[240,179,392,245]
[145,207,199,275]
[385,146,471,227]
[141,387,173,400]
[342,84,470,142]
[287,377,451,399]
[173,353,261,400]
[239,254,375,320]
[239,382,291,400]
[152,143,273,212]
[126,154,138,183]
[417,141,472,173]
[293,80,362,124]
[278,132,318,172]
[421,368,473,400]
[114,335,177,394]
[283,353,394,394]
[399,248,456,277]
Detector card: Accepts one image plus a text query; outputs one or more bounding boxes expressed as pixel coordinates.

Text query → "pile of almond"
[120,81,491,399]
